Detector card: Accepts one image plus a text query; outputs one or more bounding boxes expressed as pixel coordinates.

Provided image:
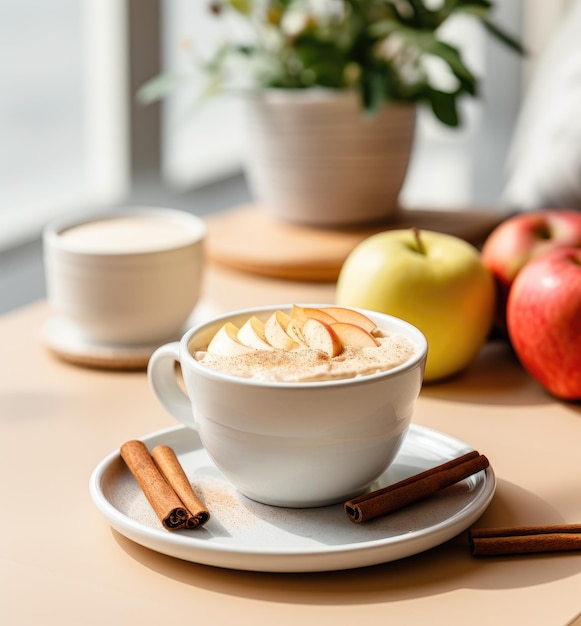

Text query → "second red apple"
[506,247,581,401]
[481,209,581,332]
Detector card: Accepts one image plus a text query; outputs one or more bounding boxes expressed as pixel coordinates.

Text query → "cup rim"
[43,206,207,257]
[181,303,428,389]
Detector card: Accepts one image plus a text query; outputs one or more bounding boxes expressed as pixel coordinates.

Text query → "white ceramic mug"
[43,207,206,346]
[147,304,427,508]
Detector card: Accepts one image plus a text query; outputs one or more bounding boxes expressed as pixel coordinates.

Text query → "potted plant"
[141,0,522,226]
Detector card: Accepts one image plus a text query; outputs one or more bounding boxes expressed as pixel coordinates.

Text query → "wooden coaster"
[40,302,219,371]
[42,317,163,371]
[205,204,506,282]
[47,345,153,372]
[45,346,151,371]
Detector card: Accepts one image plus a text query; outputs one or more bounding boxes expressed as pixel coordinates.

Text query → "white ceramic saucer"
[89,424,495,572]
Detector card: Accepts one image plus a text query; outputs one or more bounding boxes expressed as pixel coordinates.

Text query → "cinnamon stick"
[344,450,489,523]
[151,445,210,529]
[120,440,189,530]
[470,524,581,556]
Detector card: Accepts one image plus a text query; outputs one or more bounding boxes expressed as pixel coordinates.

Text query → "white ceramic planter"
[242,89,416,227]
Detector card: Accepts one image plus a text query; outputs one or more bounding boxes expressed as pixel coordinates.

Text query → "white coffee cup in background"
[43,207,206,346]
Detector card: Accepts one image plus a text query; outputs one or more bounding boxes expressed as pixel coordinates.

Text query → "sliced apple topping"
[237,316,274,350]
[206,322,257,356]
[291,304,338,326]
[264,310,298,350]
[330,322,380,348]
[204,306,380,356]
[286,317,343,357]
[319,306,377,333]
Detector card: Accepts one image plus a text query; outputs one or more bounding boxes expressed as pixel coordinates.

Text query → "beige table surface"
[1,260,581,626]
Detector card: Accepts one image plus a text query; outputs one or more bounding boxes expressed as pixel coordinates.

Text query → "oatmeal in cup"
[147,304,427,508]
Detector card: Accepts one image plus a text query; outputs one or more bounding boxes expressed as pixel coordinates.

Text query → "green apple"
[336,229,495,381]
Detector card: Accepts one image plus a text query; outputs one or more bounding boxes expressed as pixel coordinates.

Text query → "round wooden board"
[205,204,506,282]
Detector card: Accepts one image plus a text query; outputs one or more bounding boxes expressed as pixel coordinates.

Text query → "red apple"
[481,209,581,332]
[506,248,581,400]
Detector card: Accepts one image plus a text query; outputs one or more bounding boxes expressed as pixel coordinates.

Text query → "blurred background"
[0,0,575,313]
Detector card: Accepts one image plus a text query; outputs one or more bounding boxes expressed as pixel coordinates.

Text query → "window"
[0,0,128,250]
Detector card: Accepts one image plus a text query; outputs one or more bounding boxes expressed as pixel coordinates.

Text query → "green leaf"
[291,36,350,87]
[360,67,389,114]
[368,18,408,39]
[427,88,460,127]
[451,2,524,54]
[136,74,189,104]
[204,43,247,73]
[449,0,493,12]
[406,0,442,30]
[453,5,489,19]
[481,19,526,55]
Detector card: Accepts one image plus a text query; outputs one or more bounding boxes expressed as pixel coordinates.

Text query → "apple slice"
[287,317,343,357]
[237,316,274,350]
[264,310,298,350]
[206,322,256,356]
[286,318,307,348]
[330,322,380,347]
[291,304,338,325]
[320,306,377,333]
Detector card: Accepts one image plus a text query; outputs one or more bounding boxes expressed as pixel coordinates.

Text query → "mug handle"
[147,342,196,430]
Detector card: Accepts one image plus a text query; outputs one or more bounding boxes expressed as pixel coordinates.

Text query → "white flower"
[421,54,461,93]
[423,0,445,10]
[280,8,310,37]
